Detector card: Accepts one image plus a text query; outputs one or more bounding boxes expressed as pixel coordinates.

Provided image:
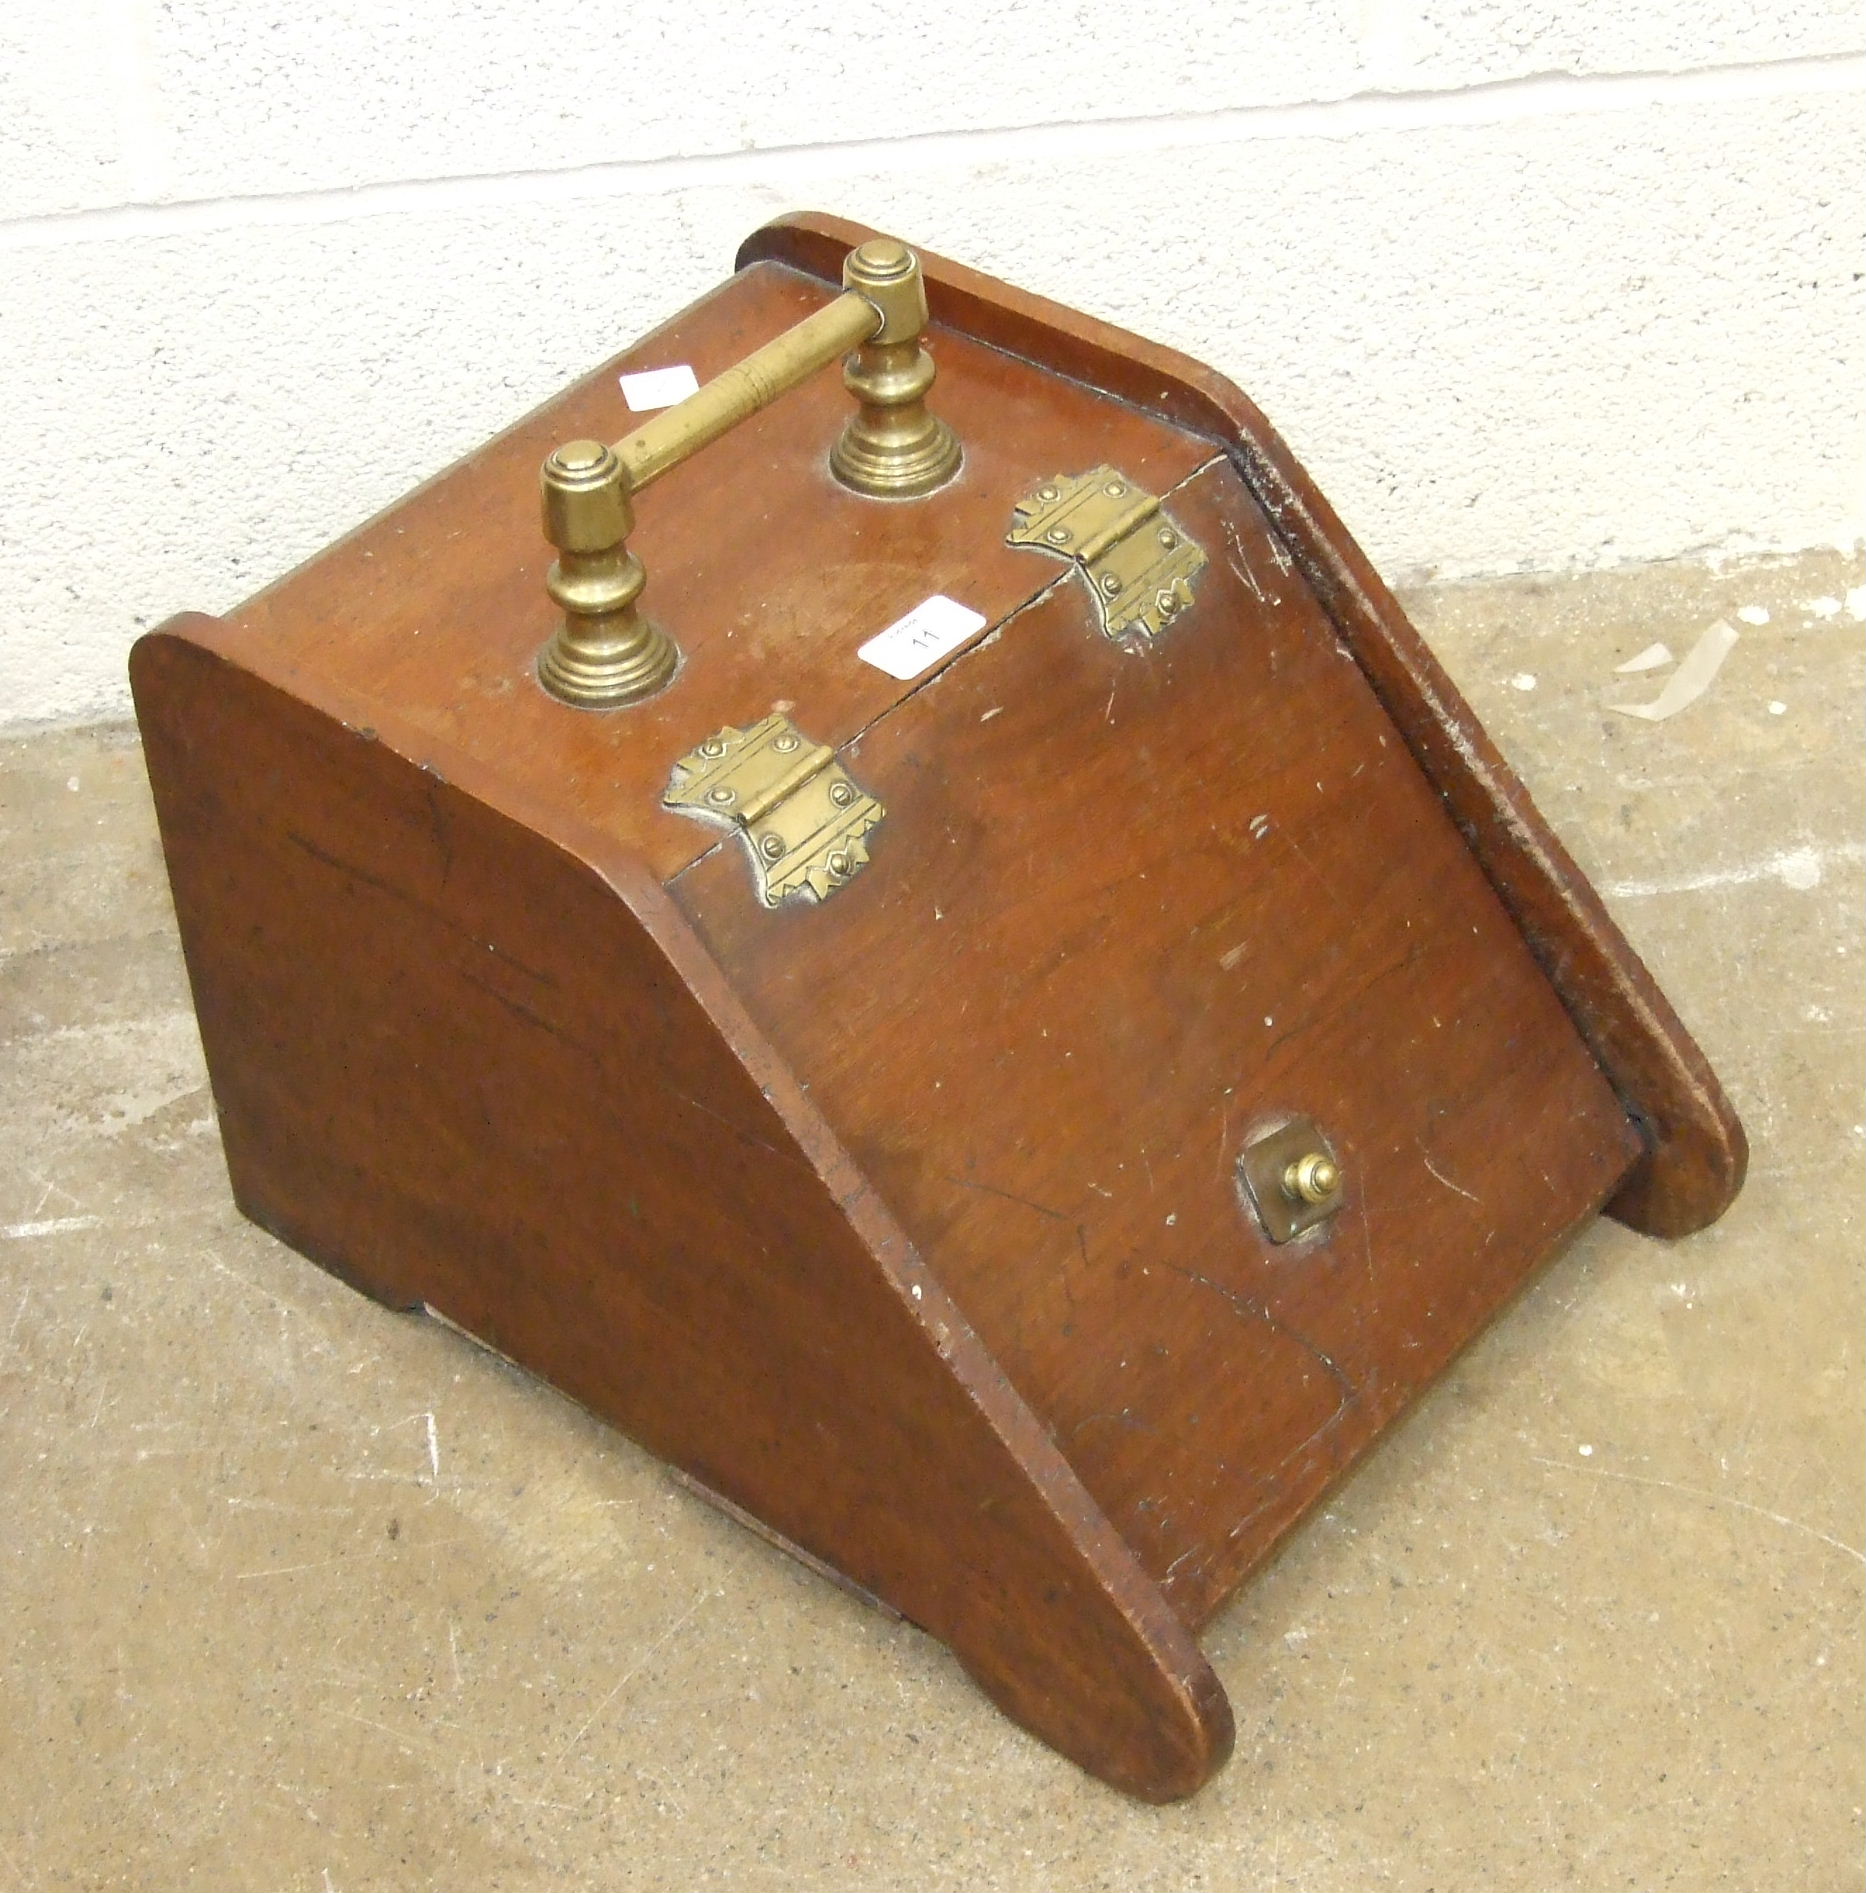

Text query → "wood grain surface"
[674,456,1643,1625]
[132,628,1233,1801]
[129,214,1743,1800]
[740,213,1744,1240]
[221,260,1208,885]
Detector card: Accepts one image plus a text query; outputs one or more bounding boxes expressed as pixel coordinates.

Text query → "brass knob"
[541,439,628,549]
[844,238,917,338]
[1281,1152,1341,1206]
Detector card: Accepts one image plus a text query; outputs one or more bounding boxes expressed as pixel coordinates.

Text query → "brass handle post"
[537,238,962,711]
[831,238,963,499]
[537,440,678,710]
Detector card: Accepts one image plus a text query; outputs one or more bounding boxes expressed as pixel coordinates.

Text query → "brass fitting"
[534,236,961,709]
[536,441,678,710]
[1282,1152,1342,1207]
[831,239,963,500]
[846,236,930,345]
[1237,1115,1345,1244]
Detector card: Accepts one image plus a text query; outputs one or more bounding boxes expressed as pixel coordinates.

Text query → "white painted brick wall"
[2,2,1862,726]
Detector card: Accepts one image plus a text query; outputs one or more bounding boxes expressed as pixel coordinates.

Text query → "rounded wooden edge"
[959,1636,1235,1803]
[1604,1090,1748,1238]
[735,212,1745,1239]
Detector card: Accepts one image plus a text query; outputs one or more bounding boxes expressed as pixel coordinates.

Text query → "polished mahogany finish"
[132,216,1740,1800]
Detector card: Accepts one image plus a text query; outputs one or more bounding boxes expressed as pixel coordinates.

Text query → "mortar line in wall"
[3,47,1862,252]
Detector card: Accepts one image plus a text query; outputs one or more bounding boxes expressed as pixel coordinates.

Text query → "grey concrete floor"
[2,550,1861,1891]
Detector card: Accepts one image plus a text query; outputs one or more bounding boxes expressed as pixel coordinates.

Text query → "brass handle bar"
[616,291,881,494]
[536,237,963,712]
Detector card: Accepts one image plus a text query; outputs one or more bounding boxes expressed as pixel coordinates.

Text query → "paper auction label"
[619,364,701,411]
[856,595,988,681]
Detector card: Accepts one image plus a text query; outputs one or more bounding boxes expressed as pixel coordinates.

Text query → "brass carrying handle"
[535,237,963,710]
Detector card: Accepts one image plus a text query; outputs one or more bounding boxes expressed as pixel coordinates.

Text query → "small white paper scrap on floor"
[1611,621,1738,722]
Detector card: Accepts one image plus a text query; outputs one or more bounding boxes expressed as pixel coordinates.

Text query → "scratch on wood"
[1358,1190,1380,1366]
[454,966,568,1045]
[1224,520,1265,604]
[1419,1149,1481,1203]
[666,1088,800,1167]
[284,830,558,989]
[322,1705,447,1758]
[945,1172,1089,1301]
[1164,1262,1357,1408]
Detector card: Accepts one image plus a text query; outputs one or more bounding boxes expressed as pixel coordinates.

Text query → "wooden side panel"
[739,212,1744,1240]
[673,461,1643,1626]
[130,624,1232,1802]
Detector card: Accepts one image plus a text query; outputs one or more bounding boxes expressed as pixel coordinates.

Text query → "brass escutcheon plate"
[1237,1115,1346,1244]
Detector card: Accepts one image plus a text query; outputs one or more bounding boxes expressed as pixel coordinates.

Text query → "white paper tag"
[619,364,700,411]
[857,595,989,681]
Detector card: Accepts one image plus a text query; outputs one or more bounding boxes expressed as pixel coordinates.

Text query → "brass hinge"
[1008,465,1207,642]
[663,713,882,907]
